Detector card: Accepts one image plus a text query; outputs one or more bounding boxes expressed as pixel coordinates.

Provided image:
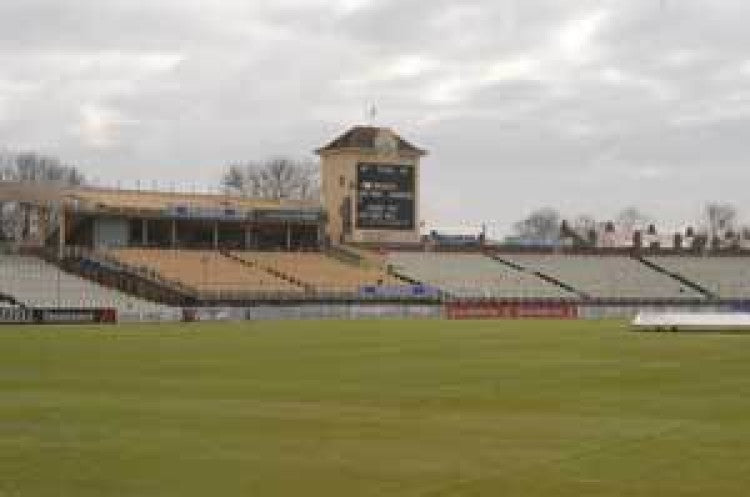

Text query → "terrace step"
[635,256,716,300]
[224,252,312,293]
[486,253,589,299]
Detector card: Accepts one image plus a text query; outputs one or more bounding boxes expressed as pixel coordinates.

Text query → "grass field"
[2,319,750,496]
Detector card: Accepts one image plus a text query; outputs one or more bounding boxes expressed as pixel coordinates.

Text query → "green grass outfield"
[2,319,750,496]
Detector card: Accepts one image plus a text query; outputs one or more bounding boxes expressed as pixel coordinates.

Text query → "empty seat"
[388,252,571,298]
[109,249,302,296]
[649,256,750,298]
[0,254,170,312]
[506,254,701,299]
[233,251,403,293]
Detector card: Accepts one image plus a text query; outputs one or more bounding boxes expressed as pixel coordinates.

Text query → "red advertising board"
[446,301,578,320]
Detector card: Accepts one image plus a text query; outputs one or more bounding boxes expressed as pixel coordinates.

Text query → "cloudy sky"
[1,0,749,234]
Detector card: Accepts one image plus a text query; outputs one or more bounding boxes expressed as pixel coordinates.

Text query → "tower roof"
[315,126,427,156]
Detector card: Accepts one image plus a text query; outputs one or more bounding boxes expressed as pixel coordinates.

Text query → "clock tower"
[316,126,427,246]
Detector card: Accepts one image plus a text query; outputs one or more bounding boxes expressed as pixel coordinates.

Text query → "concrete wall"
[93,216,130,248]
[185,304,443,322]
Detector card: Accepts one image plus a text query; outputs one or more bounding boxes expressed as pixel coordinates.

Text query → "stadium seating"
[109,249,303,296]
[505,254,701,299]
[233,251,403,293]
[387,252,572,298]
[648,256,750,298]
[0,254,169,311]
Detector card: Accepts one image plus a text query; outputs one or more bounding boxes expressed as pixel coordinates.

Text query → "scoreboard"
[356,163,415,230]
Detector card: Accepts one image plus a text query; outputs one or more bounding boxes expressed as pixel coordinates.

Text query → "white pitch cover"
[632,312,750,331]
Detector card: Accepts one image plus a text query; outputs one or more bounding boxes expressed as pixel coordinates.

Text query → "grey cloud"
[1,0,750,232]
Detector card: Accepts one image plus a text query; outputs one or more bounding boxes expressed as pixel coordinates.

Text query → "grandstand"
[3,124,750,322]
[388,252,573,299]
[104,249,408,298]
[648,256,750,299]
[108,249,303,298]
[0,254,170,313]
[232,251,403,294]
[498,253,702,300]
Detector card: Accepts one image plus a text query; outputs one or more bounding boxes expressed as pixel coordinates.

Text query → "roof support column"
[244,224,251,250]
[58,207,66,260]
[286,222,291,251]
[171,219,177,248]
[142,219,149,247]
[37,205,48,246]
[18,202,30,241]
[213,221,219,250]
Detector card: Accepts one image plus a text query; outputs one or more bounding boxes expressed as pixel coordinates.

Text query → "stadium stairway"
[386,263,456,300]
[634,256,717,300]
[231,251,415,296]
[487,253,589,299]
[61,252,197,306]
[327,244,366,267]
[387,265,423,286]
[332,246,433,290]
[223,252,311,293]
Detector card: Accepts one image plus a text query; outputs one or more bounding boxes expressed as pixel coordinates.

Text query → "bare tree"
[222,157,319,201]
[0,152,84,185]
[513,208,561,244]
[705,202,737,249]
[0,152,85,240]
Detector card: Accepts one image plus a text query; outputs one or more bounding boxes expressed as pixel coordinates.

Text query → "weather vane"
[367,103,378,124]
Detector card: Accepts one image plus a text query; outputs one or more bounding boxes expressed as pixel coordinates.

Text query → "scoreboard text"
[356,163,415,230]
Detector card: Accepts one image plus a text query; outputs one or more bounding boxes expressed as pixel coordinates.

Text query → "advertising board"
[446,301,578,320]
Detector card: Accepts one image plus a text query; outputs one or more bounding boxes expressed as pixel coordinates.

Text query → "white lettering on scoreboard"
[356,163,415,231]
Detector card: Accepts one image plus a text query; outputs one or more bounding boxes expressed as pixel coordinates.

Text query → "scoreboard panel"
[356,163,415,230]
